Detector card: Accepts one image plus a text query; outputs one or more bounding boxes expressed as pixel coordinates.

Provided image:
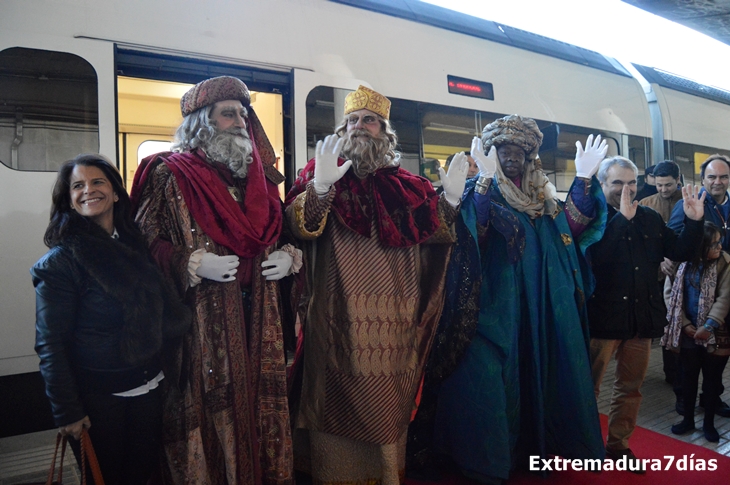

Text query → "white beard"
[204,128,254,179]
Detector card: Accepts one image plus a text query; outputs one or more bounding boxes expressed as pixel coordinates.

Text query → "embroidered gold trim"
[565,196,591,225]
[293,192,328,239]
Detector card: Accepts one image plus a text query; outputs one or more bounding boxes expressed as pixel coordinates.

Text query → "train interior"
[116,76,286,197]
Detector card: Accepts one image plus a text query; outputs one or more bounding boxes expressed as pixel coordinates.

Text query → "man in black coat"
[588,156,705,472]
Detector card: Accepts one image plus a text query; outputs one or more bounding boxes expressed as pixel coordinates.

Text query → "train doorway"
[115,48,293,197]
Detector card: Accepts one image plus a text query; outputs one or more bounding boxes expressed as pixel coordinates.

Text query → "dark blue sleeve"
[474,190,492,227]
[667,199,685,235]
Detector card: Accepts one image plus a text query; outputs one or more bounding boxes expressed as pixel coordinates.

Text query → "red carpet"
[406,415,730,485]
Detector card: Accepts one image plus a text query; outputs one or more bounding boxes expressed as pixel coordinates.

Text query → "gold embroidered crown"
[344,85,391,120]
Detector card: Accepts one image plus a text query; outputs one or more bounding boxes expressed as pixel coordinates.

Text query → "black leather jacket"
[32,220,190,426]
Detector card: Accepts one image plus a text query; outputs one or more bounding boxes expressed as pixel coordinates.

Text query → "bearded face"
[204,126,254,179]
[340,126,397,178]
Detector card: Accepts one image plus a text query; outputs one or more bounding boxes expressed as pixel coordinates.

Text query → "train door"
[115,49,293,196]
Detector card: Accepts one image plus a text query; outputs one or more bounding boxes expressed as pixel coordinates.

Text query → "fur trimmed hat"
[180,76,251,116]
[481,114,543,161]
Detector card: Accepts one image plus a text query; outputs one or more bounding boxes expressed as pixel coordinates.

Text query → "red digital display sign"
[447,75,494,100]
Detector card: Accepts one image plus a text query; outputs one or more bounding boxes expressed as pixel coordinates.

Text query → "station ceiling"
[623,0,730,45]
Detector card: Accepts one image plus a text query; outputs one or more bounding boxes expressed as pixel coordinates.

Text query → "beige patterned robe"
[286,182,454,485]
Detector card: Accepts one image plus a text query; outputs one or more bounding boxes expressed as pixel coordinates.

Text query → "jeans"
[590,337,652,451]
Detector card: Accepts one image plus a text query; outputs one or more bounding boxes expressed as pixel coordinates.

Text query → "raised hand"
[261,250,293,281]
[313,134,352,195]
[619,184,638,220]
[682,184,706,221]
[575,134,608,179]
[470,137,498,179]
[440,152,469,207]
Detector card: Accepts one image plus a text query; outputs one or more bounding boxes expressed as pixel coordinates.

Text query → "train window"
[667,141,730,186]
[138,141,173,163]
[305,86,647,195]
[0,47,98,171]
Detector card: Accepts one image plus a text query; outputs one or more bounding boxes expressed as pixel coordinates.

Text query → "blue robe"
[433,177,606,481]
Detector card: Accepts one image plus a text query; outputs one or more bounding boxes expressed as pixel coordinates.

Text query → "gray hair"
[171,104,248,152]
[597,156,638,183]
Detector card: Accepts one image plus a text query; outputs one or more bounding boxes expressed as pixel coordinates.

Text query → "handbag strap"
[45,432,67,485]
[80,428,105,485]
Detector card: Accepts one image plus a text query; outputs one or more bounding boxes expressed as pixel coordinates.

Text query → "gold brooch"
[228,186,242,202]
[561,233,573,246]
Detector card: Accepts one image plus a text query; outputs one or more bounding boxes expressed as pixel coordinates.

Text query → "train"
[1,0,729,437]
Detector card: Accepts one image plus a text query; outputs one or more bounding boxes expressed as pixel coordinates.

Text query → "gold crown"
[344,85,391,120]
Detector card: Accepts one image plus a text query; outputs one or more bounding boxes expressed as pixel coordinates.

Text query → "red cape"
[286,158,440,248]
[131,148,282,258]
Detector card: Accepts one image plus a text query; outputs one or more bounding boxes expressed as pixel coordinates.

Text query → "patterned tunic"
[286,179,455,484]
[135,162,293,485]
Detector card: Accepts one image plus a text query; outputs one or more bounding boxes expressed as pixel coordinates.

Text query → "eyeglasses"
[346,114,380,126]
[711,240,723,249]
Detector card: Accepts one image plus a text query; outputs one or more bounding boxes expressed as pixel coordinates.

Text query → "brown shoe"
[605,447,646,474]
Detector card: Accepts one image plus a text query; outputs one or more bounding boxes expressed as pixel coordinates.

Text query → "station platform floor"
[1,342,729,484]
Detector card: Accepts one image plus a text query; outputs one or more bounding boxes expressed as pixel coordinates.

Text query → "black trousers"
[679,346,729,419]
[69,386,163,485]
[674,352,727,405]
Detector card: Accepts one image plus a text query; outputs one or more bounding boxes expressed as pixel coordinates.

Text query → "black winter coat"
[32,216,191,426]
[587,205,703,340]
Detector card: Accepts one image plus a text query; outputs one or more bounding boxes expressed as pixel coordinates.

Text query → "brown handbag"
[38,429,105,485]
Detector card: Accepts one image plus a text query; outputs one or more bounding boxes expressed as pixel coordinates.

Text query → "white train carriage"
[0,0,728,436]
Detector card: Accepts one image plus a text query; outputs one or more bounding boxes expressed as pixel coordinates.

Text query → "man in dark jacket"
[635,164,657,201]
[667,153,730,418]
[668,154,730,249]
[588,156,705,472]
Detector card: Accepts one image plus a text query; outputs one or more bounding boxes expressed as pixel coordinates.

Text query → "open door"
[115,49,292,197]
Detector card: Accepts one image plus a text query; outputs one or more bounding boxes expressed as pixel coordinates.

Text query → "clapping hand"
[575,134,608,179]
[470,137,497,179]
[440,152,469,207]
[313,135,352,195]
[682,184,706,221]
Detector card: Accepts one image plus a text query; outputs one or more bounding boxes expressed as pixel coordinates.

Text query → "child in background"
[663,222,730,442]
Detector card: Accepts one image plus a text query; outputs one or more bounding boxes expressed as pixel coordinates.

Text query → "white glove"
[575,134,608,179]
[261,250,293,281]
[196,252,239,282]
[313,134,353,195]
[470,137,498,179]
[439,152,469,207]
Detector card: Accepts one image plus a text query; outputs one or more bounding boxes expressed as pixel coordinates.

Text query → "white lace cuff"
[188,248,205,287]
[280,244,303,275]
